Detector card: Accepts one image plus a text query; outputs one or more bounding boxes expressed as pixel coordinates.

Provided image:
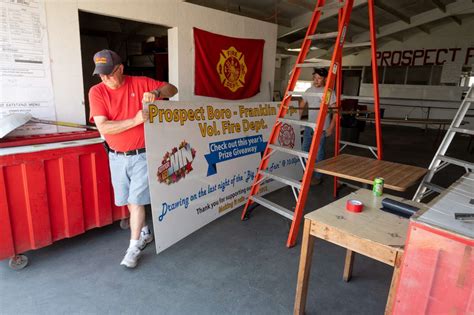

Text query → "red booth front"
[0,131,128,269]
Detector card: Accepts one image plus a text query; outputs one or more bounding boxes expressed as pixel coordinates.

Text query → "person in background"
[299,67,336,185]
[89,49,178,268]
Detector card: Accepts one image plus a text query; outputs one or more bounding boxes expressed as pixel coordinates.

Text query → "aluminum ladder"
[413,86,474,202]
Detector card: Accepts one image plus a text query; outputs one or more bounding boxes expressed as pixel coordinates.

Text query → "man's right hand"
[134,109,149,125]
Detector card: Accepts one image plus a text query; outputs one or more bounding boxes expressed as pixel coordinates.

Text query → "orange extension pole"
[368,0,383,159]
[333,0,344,198]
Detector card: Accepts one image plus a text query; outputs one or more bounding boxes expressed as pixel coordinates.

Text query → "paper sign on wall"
[0,0,57,136]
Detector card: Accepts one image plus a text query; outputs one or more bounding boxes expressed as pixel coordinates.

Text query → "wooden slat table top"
[314,154,427,192]
[305,189,426,248]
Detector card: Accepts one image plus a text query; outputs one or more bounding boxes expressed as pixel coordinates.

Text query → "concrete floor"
[1,124,472,314]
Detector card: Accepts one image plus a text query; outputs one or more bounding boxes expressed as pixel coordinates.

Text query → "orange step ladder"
[241,0,383,247]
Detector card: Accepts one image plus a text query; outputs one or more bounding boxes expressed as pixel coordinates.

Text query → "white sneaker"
[137,229,154,250]
[120,246,141,268]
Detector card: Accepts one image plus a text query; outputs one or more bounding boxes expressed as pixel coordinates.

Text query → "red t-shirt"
[89,76,166,152]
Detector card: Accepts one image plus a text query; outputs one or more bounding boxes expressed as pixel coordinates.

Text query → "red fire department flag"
[194,28,265,100]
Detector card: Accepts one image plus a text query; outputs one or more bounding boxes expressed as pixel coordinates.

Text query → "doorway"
[342,69,362,96]
[78,11,170,124]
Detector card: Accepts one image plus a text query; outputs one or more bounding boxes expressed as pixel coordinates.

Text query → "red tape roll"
[346,199,364,213]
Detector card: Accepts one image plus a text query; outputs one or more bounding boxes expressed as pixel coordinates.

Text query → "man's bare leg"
[128,204,145,240]
[120,204,146,268]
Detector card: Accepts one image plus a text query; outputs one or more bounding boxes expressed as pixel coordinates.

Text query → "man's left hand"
[142,92,156,103]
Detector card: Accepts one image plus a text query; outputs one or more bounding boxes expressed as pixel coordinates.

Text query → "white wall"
[343,19,474,101]
[344,19,474,67]
[44,1,85,124]
[277,20,473,128]
[43,0,277,124]
[342,20,474,127]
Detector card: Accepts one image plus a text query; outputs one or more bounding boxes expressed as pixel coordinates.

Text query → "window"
[362,66,384,84]
[384,66,407,84]
[294,81,312,93]
[430,66,443,85]
[360,64,466,86]
[406,66,432,85]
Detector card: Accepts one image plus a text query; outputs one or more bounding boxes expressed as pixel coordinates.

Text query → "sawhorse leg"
[343,250,355,282]
[294,219,316,315]
[385,252,403,314]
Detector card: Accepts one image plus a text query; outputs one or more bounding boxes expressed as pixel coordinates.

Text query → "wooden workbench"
[294,189,427,315]
[314,154,427,191]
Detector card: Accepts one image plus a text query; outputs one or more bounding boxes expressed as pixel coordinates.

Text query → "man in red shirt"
[89,49,178,268]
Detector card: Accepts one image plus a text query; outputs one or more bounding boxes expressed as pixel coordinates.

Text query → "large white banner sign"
[145,101,302,253]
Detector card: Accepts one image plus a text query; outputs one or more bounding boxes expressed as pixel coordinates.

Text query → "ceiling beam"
[342,38,390,58]
[429,0,464,26]
[304,48,330,60]
[190,1,292,27]
[386,34,404,43]
[283,15,378,50]
[276,47,299,56]
[285,0,314,12]
[277,41,290,48]
[431,0,446,13]
[417,25,431,34]
[278,26,308,40]
[350,18,369,30]
[374,2,411,24]
[344,15,381,33]
[278,0,368,38]
[352,0,474,43]
[450,15,462,25]
[302,36,388,60]
[286,38,304,50]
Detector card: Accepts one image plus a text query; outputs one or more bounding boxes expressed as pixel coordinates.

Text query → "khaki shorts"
[108,152,150,206]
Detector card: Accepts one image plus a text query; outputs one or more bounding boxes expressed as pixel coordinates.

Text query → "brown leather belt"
[110,148,146,156]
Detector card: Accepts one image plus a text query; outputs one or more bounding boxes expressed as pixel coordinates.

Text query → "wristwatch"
[152,90,161,98]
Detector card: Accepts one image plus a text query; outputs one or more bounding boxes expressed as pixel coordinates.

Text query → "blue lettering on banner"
[204,135,267,176]
[156,156,298,222]
[159,197,190,221]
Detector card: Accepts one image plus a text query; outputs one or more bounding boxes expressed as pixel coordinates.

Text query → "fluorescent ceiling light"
[287,46,320,52]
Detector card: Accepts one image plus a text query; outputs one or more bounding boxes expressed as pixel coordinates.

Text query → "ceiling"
[186,0,474,59]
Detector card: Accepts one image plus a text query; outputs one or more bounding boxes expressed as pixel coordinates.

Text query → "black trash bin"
[341,126,359,142]
[366,108,385,119]
[340,115,359,143]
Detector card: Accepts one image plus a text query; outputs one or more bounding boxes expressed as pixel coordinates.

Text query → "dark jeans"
[302,127,326,179]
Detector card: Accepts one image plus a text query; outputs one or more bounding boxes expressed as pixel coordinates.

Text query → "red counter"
[0,131,128,268]
[393,174,473,314]
[394,222,473,314]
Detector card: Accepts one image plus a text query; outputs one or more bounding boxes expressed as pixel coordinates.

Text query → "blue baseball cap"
[92,49,122,75]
